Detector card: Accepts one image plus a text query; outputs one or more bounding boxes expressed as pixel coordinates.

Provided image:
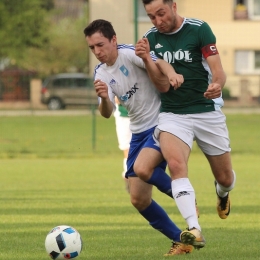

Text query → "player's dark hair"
[142,0,173,5]
[83,19,116,41]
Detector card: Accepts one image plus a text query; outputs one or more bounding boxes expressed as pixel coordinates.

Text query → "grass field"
[0,113,259,259]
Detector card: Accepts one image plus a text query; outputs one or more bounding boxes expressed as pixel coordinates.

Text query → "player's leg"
[194,110,236,219]
[134,131,200,218]
[205,152,236,219]
[115,115,131,177]
[122,148,130,192]
[128,176,181,240]
[114,115,131,191]
[128,176,193,255]
[155,113,205,248]
[133,147,172,197]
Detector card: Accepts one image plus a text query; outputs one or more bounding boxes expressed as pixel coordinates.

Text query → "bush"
[222,87,232,100]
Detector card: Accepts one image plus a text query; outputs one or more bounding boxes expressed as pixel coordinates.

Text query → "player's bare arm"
[135,38,170,93]
[155,59,184,90]
[94,79,113,118]
[204,54,226,99]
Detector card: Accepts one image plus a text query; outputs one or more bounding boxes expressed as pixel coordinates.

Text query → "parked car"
[41,73,97,110]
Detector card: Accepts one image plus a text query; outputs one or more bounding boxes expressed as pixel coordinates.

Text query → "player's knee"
[167,159,186,177]
[130,196,151,211]
[133,163,152,181]
[216,170,235,189]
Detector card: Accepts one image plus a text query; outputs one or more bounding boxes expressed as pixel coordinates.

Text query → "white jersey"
[94,44,161,134]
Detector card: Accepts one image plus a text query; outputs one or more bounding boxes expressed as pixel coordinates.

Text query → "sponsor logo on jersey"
[119,83,139,102]
[158,49,192,63]
[155,43,163,49]
[109,79,117,87]
[119,65,129,76]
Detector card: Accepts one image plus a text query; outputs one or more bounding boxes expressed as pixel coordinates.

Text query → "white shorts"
[114,114,131,151]
[154,110,231,156]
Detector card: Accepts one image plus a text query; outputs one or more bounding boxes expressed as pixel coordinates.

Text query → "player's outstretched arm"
[135,38,171,93]
[155,59,184,90]
[204,54,226,99]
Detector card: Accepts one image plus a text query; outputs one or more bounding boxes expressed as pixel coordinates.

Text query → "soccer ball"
[45,225,83,259]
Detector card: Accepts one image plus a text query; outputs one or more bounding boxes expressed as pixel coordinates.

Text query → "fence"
[0,69,36,101]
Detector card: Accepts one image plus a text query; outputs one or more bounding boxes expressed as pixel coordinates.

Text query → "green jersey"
[144,18,224,114]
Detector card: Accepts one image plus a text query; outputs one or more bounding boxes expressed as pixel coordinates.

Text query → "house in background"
[89,0,260,105]
[0,0,87,109]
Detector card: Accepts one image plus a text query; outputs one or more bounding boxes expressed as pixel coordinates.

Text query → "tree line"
[0,0,89,77]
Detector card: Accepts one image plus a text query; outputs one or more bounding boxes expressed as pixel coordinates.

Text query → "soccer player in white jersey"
[136,0,237,250]
[83,19,195,256]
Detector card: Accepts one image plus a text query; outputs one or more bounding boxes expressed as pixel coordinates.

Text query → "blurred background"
[0,0,260,110]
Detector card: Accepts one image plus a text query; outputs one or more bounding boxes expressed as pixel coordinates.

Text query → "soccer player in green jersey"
[136,0,236,250]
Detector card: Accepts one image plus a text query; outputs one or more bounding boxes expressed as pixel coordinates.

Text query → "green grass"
[0,113,259,259]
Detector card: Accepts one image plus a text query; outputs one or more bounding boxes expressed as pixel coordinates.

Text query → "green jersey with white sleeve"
[144,18,224,114]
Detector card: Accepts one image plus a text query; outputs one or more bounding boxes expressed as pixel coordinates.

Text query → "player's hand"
[168,73,184,90]
[135,38,150,61]
[204,83,222,99]
[94,79,109,99]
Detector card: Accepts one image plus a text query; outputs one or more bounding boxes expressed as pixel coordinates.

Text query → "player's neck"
[106,50,118,66]
[173,15,184,32]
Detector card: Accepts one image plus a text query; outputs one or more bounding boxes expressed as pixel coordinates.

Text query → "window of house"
[234,0,260,20]
[137,1,149,21]
[235,50,260,74]
[255,51,260,68]
[248,0,260,19]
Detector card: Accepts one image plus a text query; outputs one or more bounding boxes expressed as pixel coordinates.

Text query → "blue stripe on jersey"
[117,44,135,50]
[150,53,158,61]
[93,62,103,78]
[93,43,158,78]
[118,43,157,61]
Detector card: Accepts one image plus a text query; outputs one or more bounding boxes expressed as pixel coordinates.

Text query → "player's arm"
[199,23,226,99]
[202,44,226,99]
[135,38,171,92]
[94,79,114,118]
[155,59,184,90]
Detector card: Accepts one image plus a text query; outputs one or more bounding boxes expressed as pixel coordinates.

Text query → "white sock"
[216,170,236,198]
[171,178,201,231]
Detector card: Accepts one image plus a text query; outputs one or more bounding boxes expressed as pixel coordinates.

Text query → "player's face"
[86,32,117,66]
[144,0,178,33]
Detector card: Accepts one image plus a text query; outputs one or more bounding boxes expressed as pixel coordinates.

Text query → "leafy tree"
[0,0,52,61]
[0,0,90,77]
[23,15,90,77]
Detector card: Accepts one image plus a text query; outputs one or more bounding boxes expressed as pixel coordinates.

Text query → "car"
[41,73,97,110]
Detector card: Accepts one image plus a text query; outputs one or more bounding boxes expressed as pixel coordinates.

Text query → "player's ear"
[112,35,117,45]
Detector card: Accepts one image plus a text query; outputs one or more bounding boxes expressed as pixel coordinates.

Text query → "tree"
[0,0,52,62]
[0,0,90,77]
[22,15,90,77]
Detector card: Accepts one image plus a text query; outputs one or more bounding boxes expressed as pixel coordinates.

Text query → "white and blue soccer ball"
[45,225,83,259]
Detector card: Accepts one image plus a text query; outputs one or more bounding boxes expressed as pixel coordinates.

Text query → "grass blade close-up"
[0,112,259,259]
